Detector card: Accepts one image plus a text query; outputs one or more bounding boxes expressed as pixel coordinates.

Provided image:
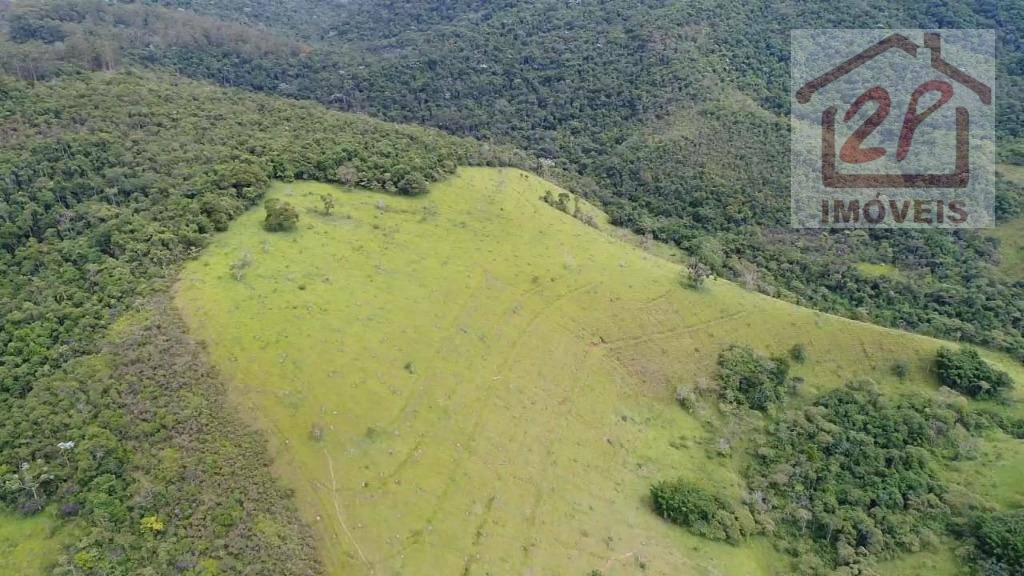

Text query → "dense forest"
[3,0,1024,361]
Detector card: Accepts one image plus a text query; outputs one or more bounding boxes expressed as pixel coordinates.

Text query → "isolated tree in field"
[685,259,712,289]
[230,252,253,281]
[892,360,910,380]
[555,192,572,212]
[320,193,335,215]
[263,198,299,231]
[789,343,807,364]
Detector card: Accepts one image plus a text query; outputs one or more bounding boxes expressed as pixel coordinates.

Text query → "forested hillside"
[4,0,1024,361]
[1,2,1023,574]
[0,68,526,573]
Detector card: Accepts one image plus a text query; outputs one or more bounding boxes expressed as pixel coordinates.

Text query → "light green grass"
[854,261,904,280]
[176,167,1023,575]
[0,510,67,575]
[999,163,1024,184]
[989,217,1024,280]
[875,543,961,576]
[991,164,1024,280]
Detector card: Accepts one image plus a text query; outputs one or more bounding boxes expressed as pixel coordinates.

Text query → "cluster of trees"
[662,350,1021,574]
[715,345,793,411]
[936,346,1015,399]
[0,0,308,82]
[540,188,598,226]
[748,382,958,571]
[694,229,1024,362]
[650,478,755,544]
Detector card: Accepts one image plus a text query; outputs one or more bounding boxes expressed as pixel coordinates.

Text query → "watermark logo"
[791,30,995,228]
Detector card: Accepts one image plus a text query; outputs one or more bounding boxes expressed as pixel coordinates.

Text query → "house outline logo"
[795,32,991,189]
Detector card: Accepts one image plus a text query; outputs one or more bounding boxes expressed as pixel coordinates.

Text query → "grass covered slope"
[0,511,69,575]
[176,168,1023,575]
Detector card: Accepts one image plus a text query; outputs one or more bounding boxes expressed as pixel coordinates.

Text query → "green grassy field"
[0,510,68,575]
[992,164,1024,280]
[990,217,1024,280]
[853,261,904,280]
[176,167,1024,575]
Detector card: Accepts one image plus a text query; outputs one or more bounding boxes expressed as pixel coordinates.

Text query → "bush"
[397,173,429,195]
[789,344,807,364]
[58,502,81,518]
[230,252,253,281]
[320,194,336,215]
[18,499,44,516]
[675,385,698,410]
[936,347,1014,399]
[716,345,791,411]
[892,360,910,380]
[650,478,752,543]
[263,198,300,232]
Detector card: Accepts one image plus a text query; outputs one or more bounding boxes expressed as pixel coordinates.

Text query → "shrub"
[675,385,697,410]
[573,207,599,228]
[936,347,1014,399]
[716,345,791,411]
[320,194,336,215]
[541,189,579,215]
[263,198,300,232]
[892,360,910,380]
[230,252,253,281]
[650,478,752,543]
[789,344,807,363]
[397,173,429,195]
